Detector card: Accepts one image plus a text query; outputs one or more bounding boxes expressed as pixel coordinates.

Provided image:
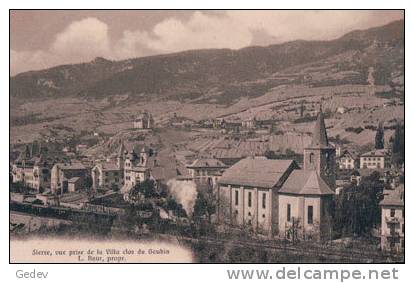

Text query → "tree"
[10,181,30,194]
[300,101,305,117]
[110,183,119,192]
[375,122,384,149]
[164,197,187,218]
[286,217,302,244]
[129,179,158,201]
[193,192,216,223]
[84,175,93,189]
[333,171,383,237]
[391,123,404,166]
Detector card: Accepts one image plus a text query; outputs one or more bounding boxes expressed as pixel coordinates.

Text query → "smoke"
[367,66,375,86]
[167,179,198,216]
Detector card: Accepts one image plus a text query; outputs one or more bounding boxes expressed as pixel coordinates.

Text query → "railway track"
[177,235,403,263]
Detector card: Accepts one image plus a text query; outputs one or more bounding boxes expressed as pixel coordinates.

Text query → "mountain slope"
[10,20,403,103]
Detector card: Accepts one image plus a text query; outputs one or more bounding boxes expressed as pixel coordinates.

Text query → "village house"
[217,111,335,240]
[186,158,228,187]
[337,149,359,170]
[223,120,242,133]
[335,144,342,158]
[120,145,157,200]
[242,116,257,129]
[212,118,225,129]
[92,144,125,191]
[50,162,89,194]
[360,149,390,169]
[133,111,154,129]
[11,144,50,192]
[92,162,123,191]
[380,185,404,253]
[336,106,347,114]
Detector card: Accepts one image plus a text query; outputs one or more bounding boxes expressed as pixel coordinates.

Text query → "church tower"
[117,143,125,170]
[303,111,336,188]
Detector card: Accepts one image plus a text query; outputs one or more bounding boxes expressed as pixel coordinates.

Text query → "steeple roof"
[117,142,125,158]
[308,111,333,149]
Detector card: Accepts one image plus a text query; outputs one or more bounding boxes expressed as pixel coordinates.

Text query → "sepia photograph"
[9,9,404,264]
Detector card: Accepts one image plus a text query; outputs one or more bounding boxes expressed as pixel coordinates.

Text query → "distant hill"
[10,20,404,104]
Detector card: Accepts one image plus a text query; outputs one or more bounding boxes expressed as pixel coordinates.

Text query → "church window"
[308,206,313,224]
[309,153,314,164]
[235,190,239,206]
[248,192,252,207]
[262,193,266,209]
[287,204,291,222]
[391,209,395,217]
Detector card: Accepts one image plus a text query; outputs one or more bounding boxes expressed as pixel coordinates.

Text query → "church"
[218,110,335,240]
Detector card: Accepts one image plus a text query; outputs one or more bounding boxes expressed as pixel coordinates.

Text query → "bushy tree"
[193,192,216,223]
[375,122,384,149]
[333,171,383,237]
[300,101,305,117]
[391,123,405,166]
[129,179,158,200]
[84,175,93,189]
[164,197,187,218]
[10,181,30,194]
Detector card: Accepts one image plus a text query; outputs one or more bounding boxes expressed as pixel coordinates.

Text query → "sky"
[10,10,404,75]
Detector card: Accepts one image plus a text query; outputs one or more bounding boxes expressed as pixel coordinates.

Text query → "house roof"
[150,167,165,180]
[125,144,152,155]
[101,162,120,171]
[279,170,334,195]
[361,149,388,157]
[219,157,296,188]
[55,163,86,170]
[380,185,404,207]
[339,149,358,160]
[210,148,244,159]
[135,112,150,120]
[187,158,227,168]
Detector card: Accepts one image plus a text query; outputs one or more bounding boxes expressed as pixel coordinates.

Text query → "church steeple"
[309,111,330,148]
[303,109,336,188]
